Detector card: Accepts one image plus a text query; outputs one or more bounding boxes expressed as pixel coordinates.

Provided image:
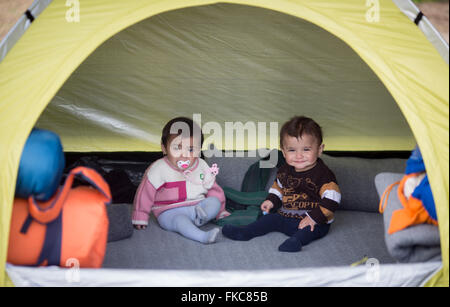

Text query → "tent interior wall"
[37,3,416,152]
[0,0,448,286]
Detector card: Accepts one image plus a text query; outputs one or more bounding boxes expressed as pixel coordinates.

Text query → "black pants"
[226,213,330,246]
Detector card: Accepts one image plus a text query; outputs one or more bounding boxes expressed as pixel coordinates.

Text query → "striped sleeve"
[131,161,164,226]
[132,178,157,226]
[308,181,341,224]
[320,182,341,211]
[266,179,283,210]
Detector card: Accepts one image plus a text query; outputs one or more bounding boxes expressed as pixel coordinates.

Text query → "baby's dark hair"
[280,116,323,148]
[161,117,204,148]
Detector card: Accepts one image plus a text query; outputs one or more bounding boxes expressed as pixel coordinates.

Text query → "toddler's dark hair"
[161,117,204,148]
[280,116,323,148]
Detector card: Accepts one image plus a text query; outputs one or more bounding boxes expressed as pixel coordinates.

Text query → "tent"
[0,0,448,286]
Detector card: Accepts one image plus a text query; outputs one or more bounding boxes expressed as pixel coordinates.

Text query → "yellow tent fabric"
[0,0,448,286]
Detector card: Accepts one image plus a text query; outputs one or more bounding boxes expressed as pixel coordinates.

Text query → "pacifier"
[177,160,191,169]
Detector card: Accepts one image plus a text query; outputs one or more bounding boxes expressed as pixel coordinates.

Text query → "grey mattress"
[102,210,395,270]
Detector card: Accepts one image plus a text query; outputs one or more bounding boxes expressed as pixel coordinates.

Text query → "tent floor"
[103,210,396,270]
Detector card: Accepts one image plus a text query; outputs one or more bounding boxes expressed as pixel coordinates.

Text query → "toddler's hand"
[298,216,316,232]
[134,225,147,230]
[209,163,219,176]
[199,163,219,190]
[260,200,274,214]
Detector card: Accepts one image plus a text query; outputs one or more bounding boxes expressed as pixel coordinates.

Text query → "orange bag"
[8,167,111,268]
[379,172,438,235]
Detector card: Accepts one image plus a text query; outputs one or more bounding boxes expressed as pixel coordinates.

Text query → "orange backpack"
[8,167,111,268]
[379,172,438,234]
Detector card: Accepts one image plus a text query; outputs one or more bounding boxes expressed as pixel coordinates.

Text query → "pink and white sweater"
[132,157,230,226]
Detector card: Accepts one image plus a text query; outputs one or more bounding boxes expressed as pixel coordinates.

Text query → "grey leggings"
[157,197,221,243]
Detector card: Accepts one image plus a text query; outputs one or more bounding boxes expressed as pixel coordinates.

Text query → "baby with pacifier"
[132,117,230,243]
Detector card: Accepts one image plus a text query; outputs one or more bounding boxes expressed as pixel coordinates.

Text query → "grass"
[413,0,448,3]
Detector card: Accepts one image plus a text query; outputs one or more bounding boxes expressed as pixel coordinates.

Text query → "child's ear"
[318,143,325,156]
[280,147,287,159]
[161,143,167,155]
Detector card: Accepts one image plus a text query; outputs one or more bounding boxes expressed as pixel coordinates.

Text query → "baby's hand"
[209,164,219,176]
[298,216,316,232]
[134,225,147,230]
[260,200,274,214]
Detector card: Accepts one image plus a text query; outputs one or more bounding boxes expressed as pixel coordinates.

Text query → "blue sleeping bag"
[15,128,65,201]
[405,145,437,221]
